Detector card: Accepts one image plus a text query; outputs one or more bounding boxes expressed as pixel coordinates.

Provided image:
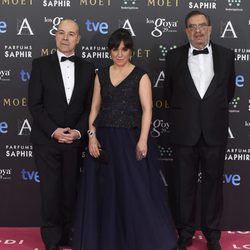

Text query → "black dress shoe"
[59,239,72,246]
[178,246,187,250]
[45,245,59,250]
[207,241,222,250]
[177,237,192,250]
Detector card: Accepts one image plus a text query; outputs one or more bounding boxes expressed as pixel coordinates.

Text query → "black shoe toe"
[177,237,192,249]
[207,241,222,250]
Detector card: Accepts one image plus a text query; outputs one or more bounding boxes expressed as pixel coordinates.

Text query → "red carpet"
[0,228,249,249]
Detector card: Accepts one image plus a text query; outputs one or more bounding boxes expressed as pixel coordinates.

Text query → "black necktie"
[61,55,76,62]
[193,48,209,56]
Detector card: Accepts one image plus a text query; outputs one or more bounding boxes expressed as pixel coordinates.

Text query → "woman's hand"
[88,136,101,158]
[136,139,148,160]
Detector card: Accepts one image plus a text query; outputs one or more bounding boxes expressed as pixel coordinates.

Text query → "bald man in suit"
[28,19,95,250]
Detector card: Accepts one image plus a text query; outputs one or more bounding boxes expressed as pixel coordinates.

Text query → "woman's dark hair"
[107,28,134,51]
[185,10,211,27]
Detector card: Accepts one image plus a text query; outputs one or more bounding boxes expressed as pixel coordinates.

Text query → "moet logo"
[41,48,57,56]
[133,48,151,59]
[154,99,169,109]
[0,0,32,5]
[3,98,27,107]
[147,0,179,7]
[80,0,111,6]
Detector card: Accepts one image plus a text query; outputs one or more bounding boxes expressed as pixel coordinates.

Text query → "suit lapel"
[182,43,222,100]
[181,45,201,100]
[203,43,220,99]
[51,53,68,103]
[68,57,81,105]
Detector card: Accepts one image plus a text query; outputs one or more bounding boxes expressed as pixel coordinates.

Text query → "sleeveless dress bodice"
[94,66,146,128]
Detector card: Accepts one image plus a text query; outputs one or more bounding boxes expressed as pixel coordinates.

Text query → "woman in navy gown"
[73,28,177,250]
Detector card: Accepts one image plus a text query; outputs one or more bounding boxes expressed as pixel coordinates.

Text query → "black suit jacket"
[28,53,95,146]
[165,42,235,146]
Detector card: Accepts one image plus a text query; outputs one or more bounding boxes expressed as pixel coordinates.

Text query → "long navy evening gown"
[73,66,177,250]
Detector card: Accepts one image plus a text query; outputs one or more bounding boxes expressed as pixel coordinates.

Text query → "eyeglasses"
[187,23,209,31]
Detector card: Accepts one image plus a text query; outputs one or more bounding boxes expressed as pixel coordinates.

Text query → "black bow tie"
[61,55,76,62]
[193,48,209,56]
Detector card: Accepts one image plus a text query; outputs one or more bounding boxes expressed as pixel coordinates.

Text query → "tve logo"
[21,169,40,183]
[20,69,30,82]
[0,20,7,33]
[0,122,8,134]
[235,74,245,87]
[85,19,108,34]
[223,173,241,186]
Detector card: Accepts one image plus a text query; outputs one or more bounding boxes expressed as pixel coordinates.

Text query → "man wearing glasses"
[165,11,235,250]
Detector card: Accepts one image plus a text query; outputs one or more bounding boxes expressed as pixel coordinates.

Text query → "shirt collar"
[57,50,75,62]
[188,42,212,57]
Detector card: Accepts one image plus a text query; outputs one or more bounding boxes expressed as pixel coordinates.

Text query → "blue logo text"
[21,169,40,183]
[85,19,108,34]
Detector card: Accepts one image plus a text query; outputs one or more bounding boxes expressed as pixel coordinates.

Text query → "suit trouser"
[33,144,82,246]
[172,136,226,242]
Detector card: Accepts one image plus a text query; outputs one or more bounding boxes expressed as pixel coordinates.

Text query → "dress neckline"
[108,65,136,88]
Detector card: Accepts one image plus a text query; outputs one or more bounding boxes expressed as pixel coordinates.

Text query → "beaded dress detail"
[94,66,143,128]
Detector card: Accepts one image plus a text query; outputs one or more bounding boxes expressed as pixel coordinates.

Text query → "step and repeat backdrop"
[0,0,250,229]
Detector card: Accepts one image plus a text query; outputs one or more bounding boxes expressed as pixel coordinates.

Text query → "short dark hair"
[107,28,134,51]
[185,10,211,28]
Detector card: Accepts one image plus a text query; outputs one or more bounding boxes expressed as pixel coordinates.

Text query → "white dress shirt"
[57,50,75,104]
[188,44,214,99]
[51,51,81,139]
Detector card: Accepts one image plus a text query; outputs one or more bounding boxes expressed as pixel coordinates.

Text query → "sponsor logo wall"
[0,0,249,229]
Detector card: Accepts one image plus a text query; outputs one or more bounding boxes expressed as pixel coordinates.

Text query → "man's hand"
[52,128,74,144]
